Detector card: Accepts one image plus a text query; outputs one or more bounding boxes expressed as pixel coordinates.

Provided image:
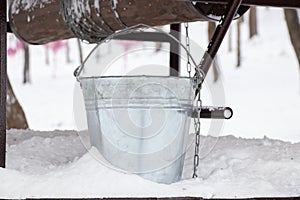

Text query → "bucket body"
[80,76,194,184]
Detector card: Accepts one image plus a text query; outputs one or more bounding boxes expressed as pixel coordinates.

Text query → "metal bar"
[0,0,7,168]
[169,24,181,76]
[114,32,173,43]
[192,106,233,119]
[7,22,12,33]
[116,25,182,76]
[199,0,242,78]
[191,0,300,8]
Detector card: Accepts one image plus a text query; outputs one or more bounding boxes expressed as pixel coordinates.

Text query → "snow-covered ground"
[1,129,300,198]
[2,7,300,198]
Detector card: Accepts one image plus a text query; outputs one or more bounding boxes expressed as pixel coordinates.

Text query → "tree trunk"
[208,21,219,82]
[249,6,258,39]
[6,77,29,129]
[45,46,50,65]
[228,27,232,52]
[77,39,83,64]
[237,18,242,67]
[23,43,30,84]
[65,41,71,63]
[284,9,300,69]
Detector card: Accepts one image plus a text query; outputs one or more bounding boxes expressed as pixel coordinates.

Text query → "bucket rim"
[78,75,193,81]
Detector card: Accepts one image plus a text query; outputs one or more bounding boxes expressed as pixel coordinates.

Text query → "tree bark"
[208,21,219,82]
[9,0,213,44]
[284,9,300,69]
[6,77,29,129]
[249,6,258,39]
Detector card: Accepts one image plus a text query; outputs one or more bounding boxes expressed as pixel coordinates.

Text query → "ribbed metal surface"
[80,76,194,184]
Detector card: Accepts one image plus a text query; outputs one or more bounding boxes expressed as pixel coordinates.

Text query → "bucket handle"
[74,23,204,82]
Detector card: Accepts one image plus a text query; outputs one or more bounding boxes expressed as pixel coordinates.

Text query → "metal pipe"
[191,0,300,8]
[199,0,242,78]
[192,107,233,119]
[0,0,7,168]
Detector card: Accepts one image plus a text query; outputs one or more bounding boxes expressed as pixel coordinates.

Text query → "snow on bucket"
[80,75,194,183]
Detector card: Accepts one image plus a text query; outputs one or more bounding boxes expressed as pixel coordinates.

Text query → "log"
[9,0,248,44]
[9,0,74,44]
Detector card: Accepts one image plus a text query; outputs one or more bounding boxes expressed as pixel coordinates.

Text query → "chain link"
[184,23,192,77]
[192,90,202,178]
[184,22,203,178]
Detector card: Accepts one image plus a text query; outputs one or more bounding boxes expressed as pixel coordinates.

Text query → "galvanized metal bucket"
[74,24,201,183]
[80,75,194,183]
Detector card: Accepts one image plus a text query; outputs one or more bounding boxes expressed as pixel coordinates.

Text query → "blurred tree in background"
[284,9,300,70]
[6,78,28,129]
[23,43,30,84]
[249,7,258,38]
[208,21,220,82]
[236,17,242,67]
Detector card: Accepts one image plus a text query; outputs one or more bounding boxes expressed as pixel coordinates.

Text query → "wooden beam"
[0,0,7,168]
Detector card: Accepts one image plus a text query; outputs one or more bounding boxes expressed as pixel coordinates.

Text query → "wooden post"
[0,0,7,168]
[170,24,181,76]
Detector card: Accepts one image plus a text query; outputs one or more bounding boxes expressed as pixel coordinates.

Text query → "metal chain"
[184,22,203,178]
[192,87,202,178]
[184,23,192,77]
[184,22,202,178]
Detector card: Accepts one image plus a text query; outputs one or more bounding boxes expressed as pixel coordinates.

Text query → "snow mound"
[1,129,300,198]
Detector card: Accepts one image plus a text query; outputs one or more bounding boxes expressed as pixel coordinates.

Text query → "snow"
[219,8,300,142]
[11,0,53,13]
[3,7,300,198]
[1,129,300,198]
